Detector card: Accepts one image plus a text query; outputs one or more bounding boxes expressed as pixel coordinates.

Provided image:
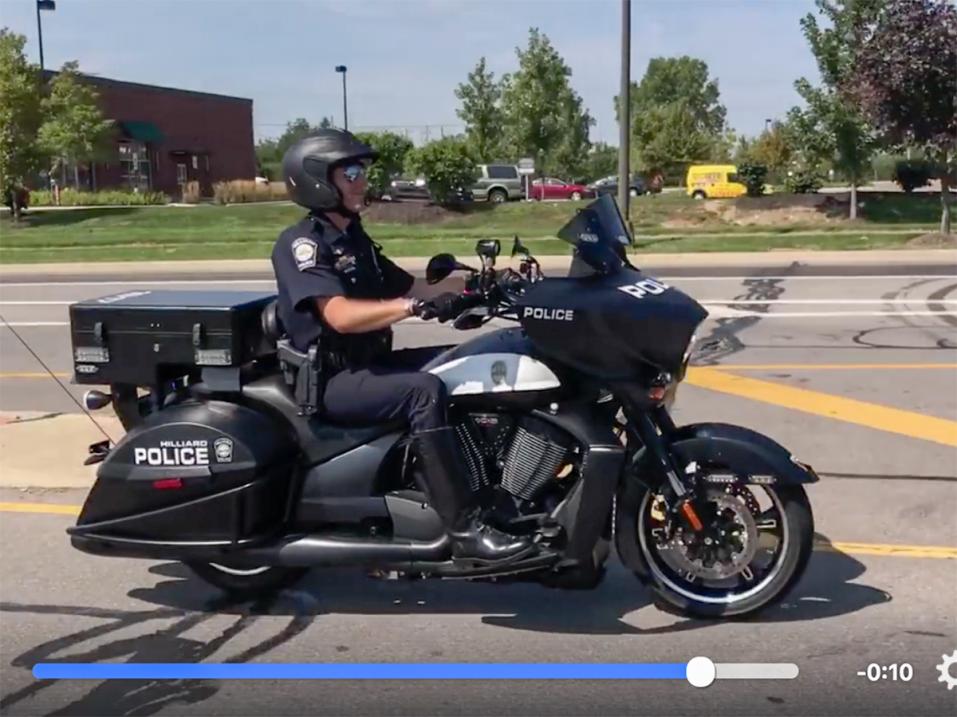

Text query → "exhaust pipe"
[240,534,451,568]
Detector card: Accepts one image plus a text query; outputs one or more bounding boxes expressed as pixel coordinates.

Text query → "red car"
[529,177,594,201]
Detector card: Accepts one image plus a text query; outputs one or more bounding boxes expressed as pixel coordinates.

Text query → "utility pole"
[618,0,631,225]
[36,1,57,71]
[335,65,348,130]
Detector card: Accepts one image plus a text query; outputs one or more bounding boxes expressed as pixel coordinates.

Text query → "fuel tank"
[423,328,566,408]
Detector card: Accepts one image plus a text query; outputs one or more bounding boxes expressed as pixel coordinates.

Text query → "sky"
[2,0,823,145]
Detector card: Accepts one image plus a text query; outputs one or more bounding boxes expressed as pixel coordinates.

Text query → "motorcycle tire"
[616,481,814,619]
[185,562,308,598]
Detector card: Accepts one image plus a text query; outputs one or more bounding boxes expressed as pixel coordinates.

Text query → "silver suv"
[472,164,525,202]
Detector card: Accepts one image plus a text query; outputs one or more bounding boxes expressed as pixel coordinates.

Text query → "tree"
[789,0,885,219]
[626,56,727,135]
[408,136,478,205]
[633,100,715,175]
[37,61,114,190]
[0,29,43,221]
[849,0,957,233]
[748,121,795,181]
[620,56,728,176]
[500,28,592,178]
[550,91,593,180]
[582,142,619,183]
[455,57,504,162]
[255,116,336,179]
[354,131,414,198]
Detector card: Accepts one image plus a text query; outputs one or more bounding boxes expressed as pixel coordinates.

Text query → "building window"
[118,141,152,191]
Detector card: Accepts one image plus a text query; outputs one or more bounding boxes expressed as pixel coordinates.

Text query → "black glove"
[414,292,479,323]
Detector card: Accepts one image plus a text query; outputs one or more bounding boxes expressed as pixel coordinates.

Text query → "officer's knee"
[409,373,447,407]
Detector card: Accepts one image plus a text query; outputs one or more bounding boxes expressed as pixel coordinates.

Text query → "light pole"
[765,118,773,133]
[335,65,348,130]
[618,0,631,223]
[36,0,56,71]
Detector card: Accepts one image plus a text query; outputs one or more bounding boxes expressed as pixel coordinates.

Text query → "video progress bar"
[33,659,799,687]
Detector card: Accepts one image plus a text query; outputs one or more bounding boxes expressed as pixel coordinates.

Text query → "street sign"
[518,157,535,175]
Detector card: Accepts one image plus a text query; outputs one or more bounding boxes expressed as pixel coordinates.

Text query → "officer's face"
[332,164,369,214]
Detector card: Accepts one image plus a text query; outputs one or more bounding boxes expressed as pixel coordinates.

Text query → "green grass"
[0,193,944,263]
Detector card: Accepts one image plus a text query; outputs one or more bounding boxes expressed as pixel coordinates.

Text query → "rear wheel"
[629,187,639,197]
[616,472,813,618]
[185,561,308,598]
[692,190,706,200]
[488,188,507,203]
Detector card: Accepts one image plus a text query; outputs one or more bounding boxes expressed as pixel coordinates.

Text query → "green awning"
[119,121,164,144]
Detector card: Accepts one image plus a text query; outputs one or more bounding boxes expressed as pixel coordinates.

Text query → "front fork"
[622,400,705,534]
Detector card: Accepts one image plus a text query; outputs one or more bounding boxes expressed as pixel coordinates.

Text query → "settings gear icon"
[937,650,957,690]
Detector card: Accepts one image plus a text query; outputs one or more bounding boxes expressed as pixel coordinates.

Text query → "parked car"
[685,164,746,199]
[382,176,430,201]
[529,177,594,201]
[471,164,525,202]
[588,173,647,197]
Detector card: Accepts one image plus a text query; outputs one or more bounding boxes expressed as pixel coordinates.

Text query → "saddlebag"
[69,400,296,550]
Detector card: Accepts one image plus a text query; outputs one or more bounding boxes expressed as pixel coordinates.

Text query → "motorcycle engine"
[456,414,574,502]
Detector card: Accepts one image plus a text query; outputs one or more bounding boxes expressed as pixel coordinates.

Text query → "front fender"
[635,422,819,486]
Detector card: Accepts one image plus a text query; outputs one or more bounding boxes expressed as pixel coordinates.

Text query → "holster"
[277,339,326,416]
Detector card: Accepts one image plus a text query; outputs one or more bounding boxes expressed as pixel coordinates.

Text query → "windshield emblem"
[579,232,599,243]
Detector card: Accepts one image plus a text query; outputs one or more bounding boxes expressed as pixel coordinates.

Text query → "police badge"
[292,237,318,271]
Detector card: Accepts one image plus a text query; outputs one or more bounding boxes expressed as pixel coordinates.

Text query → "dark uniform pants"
[321,347,452,432]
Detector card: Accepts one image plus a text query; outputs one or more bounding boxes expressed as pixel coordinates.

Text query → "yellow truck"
[686,164,747,199]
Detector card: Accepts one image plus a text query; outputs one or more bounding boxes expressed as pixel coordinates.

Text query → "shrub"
[213,179,288,204]
[181,181,202,204]
[893,159,934,193]
[407,137,478,205]
[784,169,825,194]
[29,189,169,206]
[735,162,768,198]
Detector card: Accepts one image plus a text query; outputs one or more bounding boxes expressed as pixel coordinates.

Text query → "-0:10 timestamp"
[857,663,914,681]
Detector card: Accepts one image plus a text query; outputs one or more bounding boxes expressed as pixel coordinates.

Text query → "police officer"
[272,130,534,564]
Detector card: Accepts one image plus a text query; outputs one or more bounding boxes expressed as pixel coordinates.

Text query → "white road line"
[700,299,957,305]
[706,308,957,318]
[5,298,957,307]
[4,310,957,327]
[0,321,68,327]
[1,274,956,288]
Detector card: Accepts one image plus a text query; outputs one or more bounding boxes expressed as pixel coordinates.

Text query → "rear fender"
[632,422,819,487]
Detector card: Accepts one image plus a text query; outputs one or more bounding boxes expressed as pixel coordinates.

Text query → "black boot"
[413,427,535,564]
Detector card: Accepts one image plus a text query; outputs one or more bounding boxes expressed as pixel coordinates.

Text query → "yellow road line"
[816,540,957,560]
[0,502,80,515]
[1,502,955,559]
[0,372,70,379]
[686,367,957,447]
[705,363,957,371]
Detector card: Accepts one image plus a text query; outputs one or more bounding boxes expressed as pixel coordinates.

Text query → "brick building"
[43,72,256,197]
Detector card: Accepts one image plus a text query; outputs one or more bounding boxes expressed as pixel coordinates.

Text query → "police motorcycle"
[67,195,817,618]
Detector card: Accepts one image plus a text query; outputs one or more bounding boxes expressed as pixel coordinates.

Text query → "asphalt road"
[1,264,956,716]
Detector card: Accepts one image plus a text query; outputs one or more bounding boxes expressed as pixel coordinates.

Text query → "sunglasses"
[342,163,368,183]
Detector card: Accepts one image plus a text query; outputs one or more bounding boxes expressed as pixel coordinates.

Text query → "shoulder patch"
[291,237,318,270]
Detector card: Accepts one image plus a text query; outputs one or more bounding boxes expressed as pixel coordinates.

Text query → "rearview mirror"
[426,253,459,285]
[475,239,501,260]
[511,235,530,258]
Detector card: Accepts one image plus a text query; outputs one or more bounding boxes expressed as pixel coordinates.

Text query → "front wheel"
[616,478,813,618]
[185,561,308,598]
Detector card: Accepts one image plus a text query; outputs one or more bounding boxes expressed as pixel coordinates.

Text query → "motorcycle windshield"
[557,194,633,276]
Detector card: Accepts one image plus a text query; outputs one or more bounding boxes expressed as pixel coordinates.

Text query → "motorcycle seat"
[241,374,404,465]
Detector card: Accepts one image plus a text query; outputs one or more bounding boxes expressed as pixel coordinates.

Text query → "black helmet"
[282,129,378,212]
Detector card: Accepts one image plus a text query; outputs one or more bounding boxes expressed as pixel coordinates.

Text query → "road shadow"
[0,592,318,716]
[0,539,888,716]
